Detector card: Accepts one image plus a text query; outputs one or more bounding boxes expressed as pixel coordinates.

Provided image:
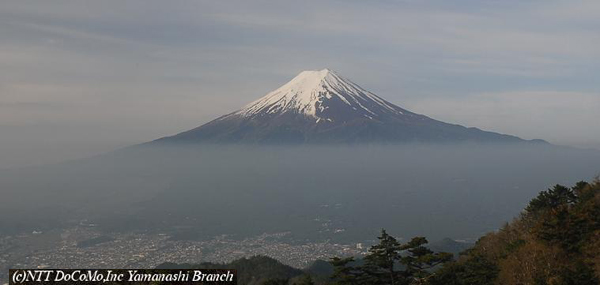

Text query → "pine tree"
[330,257,362,285]
[400,237,453,284]
[330,229,452,285]
[364,229,402,284]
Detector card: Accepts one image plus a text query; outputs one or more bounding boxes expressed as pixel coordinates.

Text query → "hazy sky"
[1,0,599,168]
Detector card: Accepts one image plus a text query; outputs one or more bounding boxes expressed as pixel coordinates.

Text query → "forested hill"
[430,179,600,285]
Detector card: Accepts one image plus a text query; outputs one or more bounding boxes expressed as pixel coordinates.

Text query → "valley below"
[1,144,599,283]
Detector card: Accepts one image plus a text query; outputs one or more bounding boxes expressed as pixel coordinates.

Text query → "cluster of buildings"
[1,227,368,284]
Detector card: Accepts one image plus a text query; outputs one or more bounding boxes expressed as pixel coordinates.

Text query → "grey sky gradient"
[1,0,599,168]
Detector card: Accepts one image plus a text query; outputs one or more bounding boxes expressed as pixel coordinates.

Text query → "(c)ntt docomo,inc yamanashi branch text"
[9,269,237,284]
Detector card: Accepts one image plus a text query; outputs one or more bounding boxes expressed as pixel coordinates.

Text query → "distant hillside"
[428,238,474,257]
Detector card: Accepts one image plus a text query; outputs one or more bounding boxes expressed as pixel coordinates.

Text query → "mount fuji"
[153,69,542,144]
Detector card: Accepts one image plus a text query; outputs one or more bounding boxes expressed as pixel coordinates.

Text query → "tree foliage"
[430,179,600,284]
[330,229,452,285]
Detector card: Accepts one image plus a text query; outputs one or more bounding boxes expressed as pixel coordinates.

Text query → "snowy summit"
[233,69,413,123]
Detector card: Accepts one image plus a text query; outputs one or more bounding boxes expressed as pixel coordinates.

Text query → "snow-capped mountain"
[153,69,540,144]
[233,68,417,123]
